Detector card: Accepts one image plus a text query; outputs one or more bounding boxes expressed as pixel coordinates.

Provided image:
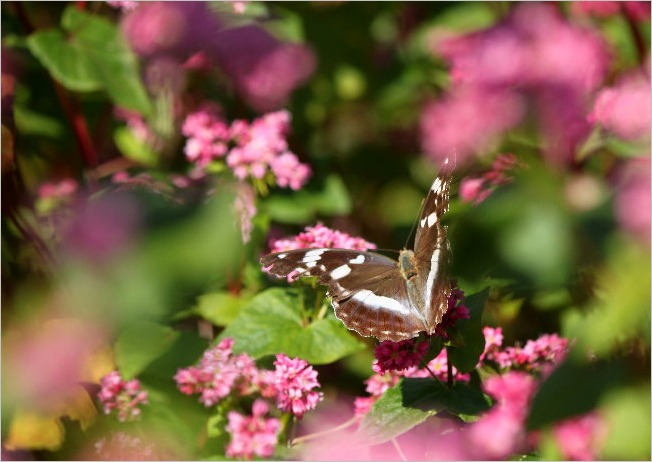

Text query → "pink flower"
[419,348,470,383]
[468,371,537,459]
[37,178,78,203]
[553,413,607,460]
[182,104,230,166]
[615,157,651,246]
[373,339,429,373]
[353,396,377,420]
[589,73,651,141]
[270,152,312,190]
[209,25,316,111]
[225,399,281,459]
[174,338,259,407]
[269,223,376,253]
[272,354,323,418]
[98,371,149,422]
[459,177,491,205]
[420,87,524,165]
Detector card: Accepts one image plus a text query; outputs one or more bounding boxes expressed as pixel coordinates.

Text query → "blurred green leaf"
[359,381,435,444]
[448,289,488,372]
[527,359,625,430]
[115,321,179,379]
[114,127,159,167]
[191,291,250,327]
[262,174,352,224]
[601,385,651,460]
[219,288,364,364]
[562,237,651,356]
[26,6,151,115]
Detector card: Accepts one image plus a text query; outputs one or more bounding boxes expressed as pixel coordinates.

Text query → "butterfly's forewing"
[412,167,453,331]
[261,248,427,341]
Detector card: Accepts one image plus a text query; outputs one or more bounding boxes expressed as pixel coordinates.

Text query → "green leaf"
[219,288,364,364]
[262,174,351,224]
[448,289,488,372]
[601,385,651,460]
[26,6,151,115]
[401,378,491,417]
[113,127,159,167]
[360,378,490,443]
[526,359,625,430]
[359,381,435,444]
[114,321,180,378]
[192,291,250,327]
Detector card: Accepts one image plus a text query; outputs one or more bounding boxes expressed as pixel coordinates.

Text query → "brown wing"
[412,164,453,331]
[260,248,427,341]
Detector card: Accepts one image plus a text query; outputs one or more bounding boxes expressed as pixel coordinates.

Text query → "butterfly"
[260,162,452,342]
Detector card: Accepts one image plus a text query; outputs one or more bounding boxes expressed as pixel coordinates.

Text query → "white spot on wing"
[330,264,352,280]
[424,248,441,310]
[349,255,365,264]
[431,177,442,192]
[306,249,326,257]
[351,289,411,315]
[427,212,437,227]
[420,217,427,228]
[306,261,317,268]
[278,253,287,259]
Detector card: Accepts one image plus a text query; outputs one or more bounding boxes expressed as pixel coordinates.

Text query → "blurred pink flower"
[5,318,106,409]
[419,348,470,383]
[121,2,221,61]
[92,431,159,460]
[373,339,429,373]
[226,399,281,459]
[459,177,491,205]
[272,354,323,418]
[572,1,651,21]
[420,87,524,165]
[37,178,78,201]
[269,223,377,253]
[589,73,651,140]
[98,371,149,422]
[210,25,316,111]
[484,332,568,372]
[615,156,651,246]
[270,152,312,190]
[553,413,607,460]
[468,371,537,459]
[426,3,610,166]
[106,1,139,11]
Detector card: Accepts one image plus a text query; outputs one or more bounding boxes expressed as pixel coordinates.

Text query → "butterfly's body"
[261,164,452,342]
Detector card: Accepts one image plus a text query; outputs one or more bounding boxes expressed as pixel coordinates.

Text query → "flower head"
[98,371,149,422]
[271,354,323,418]
[269,223,376,253]
[373,339,429,373]
[225,399,281,459]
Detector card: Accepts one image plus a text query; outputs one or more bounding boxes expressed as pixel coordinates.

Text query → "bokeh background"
[1,1,650,460]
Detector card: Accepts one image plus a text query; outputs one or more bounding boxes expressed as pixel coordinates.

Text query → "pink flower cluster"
[182,106,311,190]
[460,153,518,204]
[226,399,281,459]
[97,371,149,422]
[269,223,377,253]
[434,283,471,339]
[174,339,323,418]
[423,3,610,166]
[481,327,569,373]
[373,339,429,374]
[37,178,78,201]
[175,339,323,459]
[270,354,324,418]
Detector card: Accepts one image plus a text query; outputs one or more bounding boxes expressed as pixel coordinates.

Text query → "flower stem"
[290,417,358,446]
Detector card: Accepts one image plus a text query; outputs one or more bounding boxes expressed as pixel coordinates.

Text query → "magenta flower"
[269,223,377,253]
[420,348,470,383]
[553,413,607,460]
[37,178,78,202]
[270,152,312,191]
[271,354,323,418]
[373,339,429,373]
[225,399,281,459]
[182,104,230,166]
[98,371,149,422]
[433,283,471,339]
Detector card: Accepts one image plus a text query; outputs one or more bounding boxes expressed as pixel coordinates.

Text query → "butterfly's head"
[398,249,418,280]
